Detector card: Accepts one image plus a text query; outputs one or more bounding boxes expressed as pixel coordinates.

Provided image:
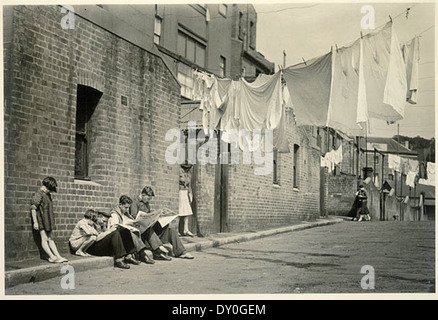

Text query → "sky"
[252,1,435,140]
[1,1,434,140]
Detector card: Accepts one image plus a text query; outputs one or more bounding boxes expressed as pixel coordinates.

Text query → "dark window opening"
[273,148,279,184]
[220,56,226,78]
[249,21,255,49]
[75,84,102,179]
[238,11,244,39]
[293,144,299,188]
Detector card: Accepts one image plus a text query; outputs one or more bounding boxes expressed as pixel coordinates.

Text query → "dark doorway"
[75,84,102,179]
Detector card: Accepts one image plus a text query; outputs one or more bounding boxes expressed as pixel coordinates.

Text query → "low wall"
[367,183,425,221]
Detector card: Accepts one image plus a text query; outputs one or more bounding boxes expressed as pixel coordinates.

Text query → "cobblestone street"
[5,220,435,296]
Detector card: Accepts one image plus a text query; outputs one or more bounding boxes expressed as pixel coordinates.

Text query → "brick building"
[3,5,181,261]
[164,4,320,234]
[3,4,322,262]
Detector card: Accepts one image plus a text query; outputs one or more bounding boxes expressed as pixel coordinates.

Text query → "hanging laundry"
[273,85,291,153]
[426,162,435,186]
[401,36,420,104]
[239,71,283,131]
[400,157,410,174]
[219,80,241,146]
[387,154,401,172]
[405,158,420,188]
[327,38,368,136]
[320,144,343,173]
[406,171,418,188]
[192,71,225,132]
[408,158,419,173]
[362,22,407,121]
[283,52,332,127]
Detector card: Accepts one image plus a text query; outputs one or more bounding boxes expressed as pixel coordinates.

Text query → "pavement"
[4,216,343,289]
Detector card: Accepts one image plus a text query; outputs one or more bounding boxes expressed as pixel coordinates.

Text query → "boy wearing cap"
[130,186,194,259]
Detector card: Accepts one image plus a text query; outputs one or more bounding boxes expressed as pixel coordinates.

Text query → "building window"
[238,11,244,39]
[178,63,195,99]
[273,149,279,184]
[219,4,227,17]
[154,16,162,45]
[75,85,102,179]
[177,30,206,68]
[374,154,380,166]
[219,56,226,78]
[249,21,255,49]
[315,127,322,149]
[293,144,299,188]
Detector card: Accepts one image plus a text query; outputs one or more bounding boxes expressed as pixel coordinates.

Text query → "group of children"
[30,176,194,266]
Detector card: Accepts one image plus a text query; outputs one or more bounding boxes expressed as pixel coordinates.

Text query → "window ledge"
[74,179,102,187]
[273,183,281,188]
[293,188,300,192]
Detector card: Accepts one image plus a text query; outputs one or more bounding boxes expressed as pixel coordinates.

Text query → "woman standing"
[179,164,195,237]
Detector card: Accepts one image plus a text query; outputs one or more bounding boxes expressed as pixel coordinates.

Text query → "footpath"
[4,216,343,289]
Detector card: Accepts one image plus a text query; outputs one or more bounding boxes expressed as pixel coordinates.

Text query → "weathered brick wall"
[4,6,181,261]
[193,162,217,235]
[326,172,357,216]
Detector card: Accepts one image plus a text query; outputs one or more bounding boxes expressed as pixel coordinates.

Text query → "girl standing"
[30,177,68,263]
[179,164,195,237]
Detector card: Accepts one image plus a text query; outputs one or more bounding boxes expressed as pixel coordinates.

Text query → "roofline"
[64,5,180,87]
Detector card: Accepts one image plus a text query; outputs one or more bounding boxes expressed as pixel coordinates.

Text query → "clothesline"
[293,4,424,70]
[191,23,417,143]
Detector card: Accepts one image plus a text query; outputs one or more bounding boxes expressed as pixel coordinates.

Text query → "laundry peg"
[302,57,307,66]
[335,44,339,53]
[389,15,392,23]
[360,31,364,39]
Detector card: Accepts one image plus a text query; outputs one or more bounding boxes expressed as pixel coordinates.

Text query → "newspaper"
[125,208,179,234]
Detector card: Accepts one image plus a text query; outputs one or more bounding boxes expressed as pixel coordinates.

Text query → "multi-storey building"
[3,4,321,262]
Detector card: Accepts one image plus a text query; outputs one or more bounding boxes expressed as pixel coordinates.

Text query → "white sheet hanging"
[283,52,332,127]
[327,38,367,136]
[362,22,407,121]
[401,36,420,104]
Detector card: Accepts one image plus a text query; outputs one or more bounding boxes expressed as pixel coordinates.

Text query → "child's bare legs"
[46,231,68,262]
[40,230,59,261]
[75,236,96,257]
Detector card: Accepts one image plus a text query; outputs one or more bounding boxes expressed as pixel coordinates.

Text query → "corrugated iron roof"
[359,137,417,156]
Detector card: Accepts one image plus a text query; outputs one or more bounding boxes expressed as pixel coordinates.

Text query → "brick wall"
[226,113,321,231]
[192,111,321,234]
[326,172,357,216]
[4,6,181,261]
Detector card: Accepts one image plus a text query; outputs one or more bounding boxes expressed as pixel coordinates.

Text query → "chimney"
[404,141,410,149]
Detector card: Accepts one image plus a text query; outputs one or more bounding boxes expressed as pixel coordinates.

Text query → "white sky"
[253,1,435,140]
